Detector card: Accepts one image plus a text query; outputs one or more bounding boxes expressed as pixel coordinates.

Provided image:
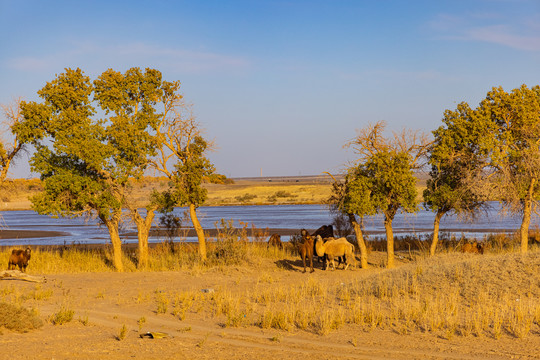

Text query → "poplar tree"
[20,67,168,271]
[1,98,30,184]
[479,85,540,252]
[333,122,429,268]
[423,102,488,255]
[152,104,215,262]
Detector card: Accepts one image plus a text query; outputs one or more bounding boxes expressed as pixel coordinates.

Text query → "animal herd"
[269,225,357,273]
[268,225,487,273]
[5,231,487,274]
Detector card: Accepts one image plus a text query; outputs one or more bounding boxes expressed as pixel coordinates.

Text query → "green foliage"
[172,136,214,207]
[424,101,488,216]
[426,84,540,251]
[332,122,426,224]
[367,151,418,217]
[19,67,188,269]
[479,85,540,204]
[335,150,418,219]
[20,67,171,221]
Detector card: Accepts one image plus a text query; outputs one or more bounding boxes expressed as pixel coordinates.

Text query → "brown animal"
[267,233,283,250]
[8,247,32,272]
[311,225,335,265]
[462,241,484,254]
[299,229,314,273]
[312,225,334,239]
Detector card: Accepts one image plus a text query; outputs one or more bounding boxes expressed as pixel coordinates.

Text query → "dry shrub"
[0,302,43,333]
[50,305,75,325]
[208,219,287,266]
[483,232,520,252]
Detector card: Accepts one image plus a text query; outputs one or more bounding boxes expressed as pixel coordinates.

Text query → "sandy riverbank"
[1,248,539,359]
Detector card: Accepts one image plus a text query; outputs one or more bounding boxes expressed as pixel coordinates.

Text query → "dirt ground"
[1,253,539,360]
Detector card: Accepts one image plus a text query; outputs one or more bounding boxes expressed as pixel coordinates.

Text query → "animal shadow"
[275,259,304,272]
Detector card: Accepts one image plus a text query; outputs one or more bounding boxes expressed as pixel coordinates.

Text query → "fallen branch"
[0,270,45,283]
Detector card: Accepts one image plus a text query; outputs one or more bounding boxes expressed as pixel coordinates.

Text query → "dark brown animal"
[8,247,32,272]
[312,225,335,265]
[267,233,283,250]
[312,225,334,239]
[462,241,484,254]
[299,229,314,273]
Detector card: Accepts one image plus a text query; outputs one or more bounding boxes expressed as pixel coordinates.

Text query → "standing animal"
[318,236,346,270]
[315,236,356,270]
[8,248,32,272]
[267,233,283,250]
[311,225,335,264]
[299,229,314,273]
[462,241,484,254]
[312,225,334,239]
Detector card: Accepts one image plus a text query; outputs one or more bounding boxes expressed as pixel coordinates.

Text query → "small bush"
[0,302,43,333]
[117,324,128,341]
[235,193,257,202]
[155,292,170,314]
[51,305,75,325]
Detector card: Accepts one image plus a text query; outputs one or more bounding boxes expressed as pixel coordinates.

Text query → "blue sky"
[1,0,540,178]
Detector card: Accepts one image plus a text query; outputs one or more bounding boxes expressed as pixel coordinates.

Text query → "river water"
[0,202,537,246]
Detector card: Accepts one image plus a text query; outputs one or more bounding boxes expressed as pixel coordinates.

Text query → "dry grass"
[1,228,539,340]
[192,249,539,338]
[0,302,43,333]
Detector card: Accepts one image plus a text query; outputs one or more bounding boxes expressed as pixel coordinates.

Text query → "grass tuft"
[0,302,43,333]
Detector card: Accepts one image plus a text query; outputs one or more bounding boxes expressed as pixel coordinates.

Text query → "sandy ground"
[1,252,539,360]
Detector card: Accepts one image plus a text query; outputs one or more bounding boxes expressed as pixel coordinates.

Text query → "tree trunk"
[520,178,535,253]
[348,213,368,269]
[384,214,395,269]
[430,210,445,256]
[189,203,207,261]
[131,207,156,269]
[102,215,123,272]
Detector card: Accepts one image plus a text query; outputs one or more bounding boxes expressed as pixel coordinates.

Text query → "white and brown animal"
[8,247,32,272]
[314,236,356,270]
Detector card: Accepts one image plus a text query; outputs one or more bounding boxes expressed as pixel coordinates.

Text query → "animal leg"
[330,258,336,270]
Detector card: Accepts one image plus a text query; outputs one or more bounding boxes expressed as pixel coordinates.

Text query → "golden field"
[0,175,427,210]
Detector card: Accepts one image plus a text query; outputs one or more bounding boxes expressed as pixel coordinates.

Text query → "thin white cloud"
[5,42,251,74]
[466,25,540,51]
[110,43,251,73]
[430,11,540,51]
